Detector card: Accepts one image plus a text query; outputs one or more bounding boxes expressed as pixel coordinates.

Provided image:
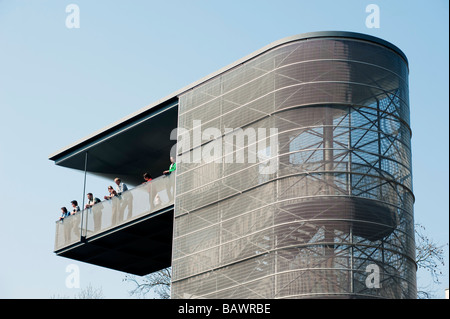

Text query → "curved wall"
[172,33,415,299]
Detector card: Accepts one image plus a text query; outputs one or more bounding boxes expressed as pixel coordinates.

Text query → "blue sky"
[0,0,448,298]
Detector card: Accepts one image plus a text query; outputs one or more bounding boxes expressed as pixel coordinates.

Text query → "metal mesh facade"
[171,36,415,298]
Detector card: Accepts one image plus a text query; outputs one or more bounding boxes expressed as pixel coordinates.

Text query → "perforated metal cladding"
[172,37,415,299]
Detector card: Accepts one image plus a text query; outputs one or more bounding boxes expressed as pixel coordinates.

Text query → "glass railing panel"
[54,212,83,251]
[54,172,175,251]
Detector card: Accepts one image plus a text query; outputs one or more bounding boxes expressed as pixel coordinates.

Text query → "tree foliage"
[124,267,171,299]
[51,283,104,299]
[415,223,448,299]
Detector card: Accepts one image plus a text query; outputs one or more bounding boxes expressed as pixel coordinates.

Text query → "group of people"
[58,157,176,222]
[59,177,127,221]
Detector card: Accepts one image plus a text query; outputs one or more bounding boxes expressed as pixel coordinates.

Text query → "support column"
[80,151,88,241]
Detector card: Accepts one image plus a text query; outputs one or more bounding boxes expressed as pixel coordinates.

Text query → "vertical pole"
[324,108,334,188]
[348,107,354,294]
[323,107,334,291]
[348,107,352,196]
[377,99,382,198]
[350,225,354,294]
[80,151,88,241]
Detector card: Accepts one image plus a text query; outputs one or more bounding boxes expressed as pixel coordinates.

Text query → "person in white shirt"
[85,193,102,232]
[68,200,81,239]
[114,177,128,195]
[114,177,133,222]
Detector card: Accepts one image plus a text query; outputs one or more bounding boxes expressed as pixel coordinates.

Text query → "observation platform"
[54,173,175,276]
[50,97,178,276]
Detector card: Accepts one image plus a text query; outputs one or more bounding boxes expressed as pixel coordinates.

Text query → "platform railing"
[54,172,175,252]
